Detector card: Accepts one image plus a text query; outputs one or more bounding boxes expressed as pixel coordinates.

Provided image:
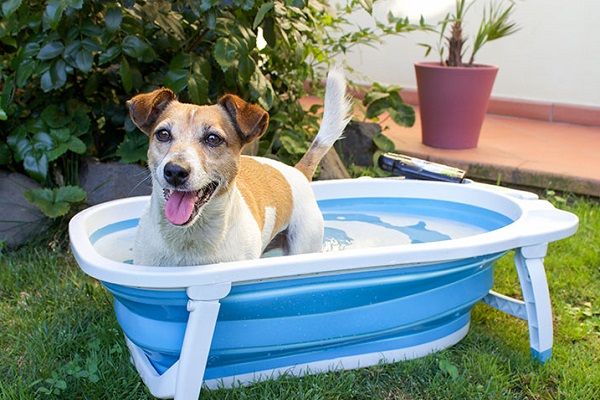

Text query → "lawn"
[1,194,599,399]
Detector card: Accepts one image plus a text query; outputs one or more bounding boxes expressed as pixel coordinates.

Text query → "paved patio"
[381,108,600,197]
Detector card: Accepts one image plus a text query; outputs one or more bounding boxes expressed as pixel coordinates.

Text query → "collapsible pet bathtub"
[69,178,578,400]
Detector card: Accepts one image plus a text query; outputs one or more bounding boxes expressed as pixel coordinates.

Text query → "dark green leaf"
[43,0,67,29]
[51,59,68,90]
[16,59,37,87]
[33,132,53,149]
[187,74,208,105]
[2,0,22,16]
[280,133,308,155]
[24,186,86,218]
[119,57,133,92]
[67,0,83,10]
[64,40,82,59]
[122,36,152,59]
[6,130,28,162]
[187,58,210,105]
[169,53,191,70]
[213,37,236,72]
[372,133,395,152]
[65,136,86,154]
[363,91,389,106]
[116,131,148,163]
[388,103,416,127]
[105,6,123,32]
[0,142,11,164]
[262,17,276,48]
[253,2,274,30]
[37,41,65,60]
[82,38,103,53]
[19,42,41,60]
[71,109,91,135]
[365,97,391,120]
[237,57,255,83]
[41,105,70,128]
[23,152,48,183]
[75,49,93,73]
[55,185,86,203]
[164,69,189,93]
[98,45,121,66]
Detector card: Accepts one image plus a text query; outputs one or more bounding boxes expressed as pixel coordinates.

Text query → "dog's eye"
[155,129,172,142]
[204,133,224,147]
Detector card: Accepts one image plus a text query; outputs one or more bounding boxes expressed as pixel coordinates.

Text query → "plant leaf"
[75,48,93,73]
[119,57,133,92]
[388,103,416,127]
[164,69,189,93]
[253,2,274,30]
[37,41,65,60]
[213,37,236,72]
[104,6,123,32]
[41,105,70,128]
[24,186,86,218]
[372,133,395,152]
[43,0,67,29]
[116,131,148,163]
[2,0,22,16]
[16,59,37,87]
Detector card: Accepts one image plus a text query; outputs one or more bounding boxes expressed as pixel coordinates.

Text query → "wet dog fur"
[128,68,351,266]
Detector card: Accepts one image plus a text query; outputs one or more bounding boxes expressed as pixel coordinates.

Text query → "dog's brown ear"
[127,88,177,135]
[218,94,269,144]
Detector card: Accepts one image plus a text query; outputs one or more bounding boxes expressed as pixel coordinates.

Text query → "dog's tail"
[295,66,352,181]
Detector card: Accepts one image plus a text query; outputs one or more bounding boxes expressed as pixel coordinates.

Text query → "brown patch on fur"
[218,95,269,145]
[127,88,177,135]
[237,157,293,240]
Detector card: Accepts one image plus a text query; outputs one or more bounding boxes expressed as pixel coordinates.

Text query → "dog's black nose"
[164,162,189,187]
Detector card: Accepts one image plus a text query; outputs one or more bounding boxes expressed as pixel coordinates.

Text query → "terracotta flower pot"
[415,62,498,149]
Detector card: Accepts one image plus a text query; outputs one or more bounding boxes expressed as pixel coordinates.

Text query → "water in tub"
[91,197,506,264]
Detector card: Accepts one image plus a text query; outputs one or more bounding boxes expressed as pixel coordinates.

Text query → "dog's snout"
[164,162,190,187]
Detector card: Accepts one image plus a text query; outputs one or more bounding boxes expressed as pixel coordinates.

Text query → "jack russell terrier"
[128,68,351,266]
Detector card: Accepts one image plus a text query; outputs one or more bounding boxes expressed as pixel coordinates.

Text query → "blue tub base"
[125,318,470,396]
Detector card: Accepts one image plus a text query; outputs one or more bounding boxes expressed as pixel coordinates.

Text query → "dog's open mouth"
[163,182,218,226]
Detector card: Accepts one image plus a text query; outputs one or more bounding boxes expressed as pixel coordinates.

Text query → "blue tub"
[69,178,578,399]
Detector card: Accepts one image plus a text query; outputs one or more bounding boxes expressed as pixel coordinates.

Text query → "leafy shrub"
[0,0,421,217]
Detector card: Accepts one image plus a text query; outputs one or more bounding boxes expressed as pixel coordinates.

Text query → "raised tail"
[295,66,352,180]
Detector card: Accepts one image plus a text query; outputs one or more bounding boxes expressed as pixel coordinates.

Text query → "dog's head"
[127,88,269,226]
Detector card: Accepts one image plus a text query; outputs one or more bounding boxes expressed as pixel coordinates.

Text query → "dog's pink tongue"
[165,191,195,225]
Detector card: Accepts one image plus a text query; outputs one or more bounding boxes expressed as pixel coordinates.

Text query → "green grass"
[1,196,599,399]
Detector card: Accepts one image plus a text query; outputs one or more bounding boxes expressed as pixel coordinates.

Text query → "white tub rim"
[69,178,578,289]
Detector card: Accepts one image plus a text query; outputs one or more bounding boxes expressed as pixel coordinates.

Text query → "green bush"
[0,0,421,217]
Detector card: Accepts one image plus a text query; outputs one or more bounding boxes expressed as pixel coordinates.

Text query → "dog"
[127,68,351,266]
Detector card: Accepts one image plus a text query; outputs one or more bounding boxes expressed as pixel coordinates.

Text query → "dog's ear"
[127,88,177,135]
[218,94,269,144]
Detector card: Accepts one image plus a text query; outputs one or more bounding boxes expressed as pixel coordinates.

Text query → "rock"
[79,158,152,206]
[0,170,49,249]
[316,149,351,180]
[338,121,382,167]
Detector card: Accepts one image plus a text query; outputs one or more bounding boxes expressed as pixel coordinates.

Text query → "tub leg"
[174,283,232,400]
[482,244,553,362]
[514,245,553,362]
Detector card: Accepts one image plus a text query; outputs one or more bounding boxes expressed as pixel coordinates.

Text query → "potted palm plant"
[415,0,519,149]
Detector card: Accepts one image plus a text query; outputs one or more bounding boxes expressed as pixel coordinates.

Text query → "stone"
[0,170,49,249]
[79,158,152,206]
[316,149,351,180]
[337,121,382,167]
